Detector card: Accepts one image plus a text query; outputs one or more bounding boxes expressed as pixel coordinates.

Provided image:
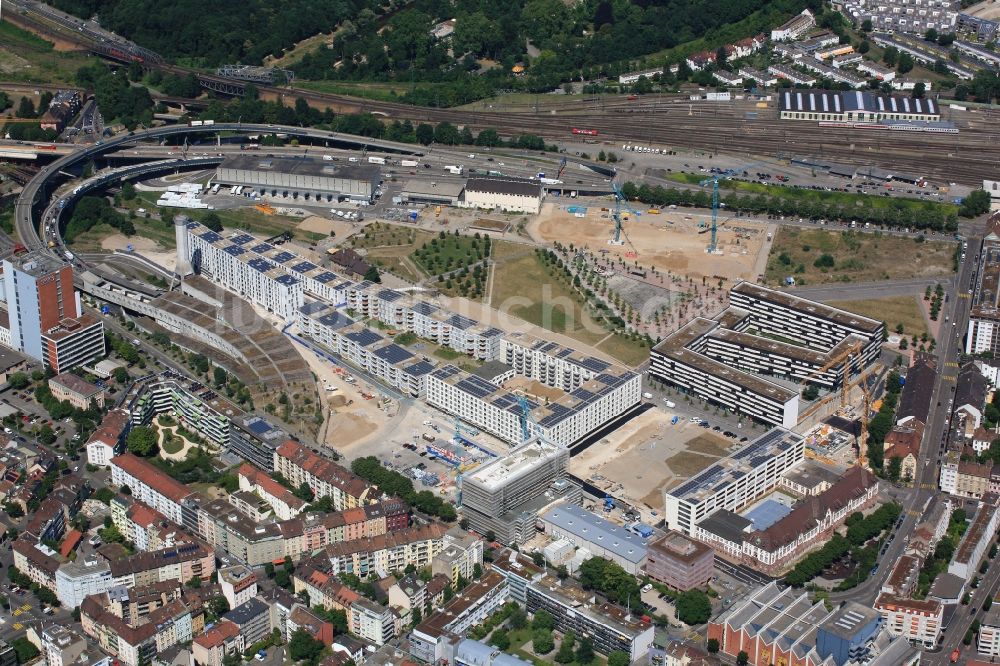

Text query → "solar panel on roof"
[247,420,273,435]
[276,275,299,286]
[314,272,337,283]
[346,329,382,346]
[374,344,414,364]
[448,314,476,330]
[230,234,255,246]
[201,231,223,243]
[483,327,503,337]
[378,289,403,302]
[455,375,497,399]
[404,360,434,376]
[224,245,247,256]
[292,261,317,273]
[413,302,438,316]
[579,356,610,372]
[299,301,327,315]
[272,251,295,263]
[251,243,273,254]
[248,258,273,273]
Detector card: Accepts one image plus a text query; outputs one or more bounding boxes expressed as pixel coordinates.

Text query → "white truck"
[368,156,386,165]
[445,165,464,175]
[401,160,419,167]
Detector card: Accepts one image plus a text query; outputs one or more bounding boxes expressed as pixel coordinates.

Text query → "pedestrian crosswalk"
[945,361,959,368]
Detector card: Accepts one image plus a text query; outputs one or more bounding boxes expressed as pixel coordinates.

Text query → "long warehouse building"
[215,155,381,203]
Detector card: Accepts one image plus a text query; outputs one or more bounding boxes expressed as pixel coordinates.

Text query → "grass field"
[0,21,91,85]
[350,222,436,283]
[489,241,649,365]
[764,227,955,286]
[828,295,930,338]
[667,172,959,218]
[296,79,448,102]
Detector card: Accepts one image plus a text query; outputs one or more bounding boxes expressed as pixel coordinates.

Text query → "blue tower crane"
[611,182,643,256]
[699,161,769,254]
[515,394,532,443]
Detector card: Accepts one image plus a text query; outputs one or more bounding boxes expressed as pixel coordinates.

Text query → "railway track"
[9,1,1000,183]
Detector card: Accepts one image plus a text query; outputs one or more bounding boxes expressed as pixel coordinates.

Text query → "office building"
[48,372,104,409]
[664,428,805,534]
[0,252,104,372]
[540,502,650,574]
[525,573,654,661]
[460,438,570,542]
[223,598,271,646]
[969,218,1000,355]
[55,556,113,608]
[227,415,287,473]
[216,155,381,203]
[643,531,714,591]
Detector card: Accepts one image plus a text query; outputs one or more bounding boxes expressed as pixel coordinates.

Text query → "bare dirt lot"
[570,408,736,520]
[528,203,767,281]
[297,215,360,240]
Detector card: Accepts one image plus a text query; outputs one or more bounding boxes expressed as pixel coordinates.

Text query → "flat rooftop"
[463,438,565,491]
[7,250,67,278]
[528,573,651,637]
[668,428,804,505]
[732,281,882,334]
[220,154,381,183]
[541,502,649,564]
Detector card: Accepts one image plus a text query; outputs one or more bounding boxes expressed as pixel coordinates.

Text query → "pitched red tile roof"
[111,453,193,503]
[237,463,306,510]
[275,441,369,498]
[194,620,240,649]
[60,529,83,557]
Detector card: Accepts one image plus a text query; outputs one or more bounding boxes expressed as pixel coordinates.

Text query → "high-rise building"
[460,438,573,544]
[0,252,103,371]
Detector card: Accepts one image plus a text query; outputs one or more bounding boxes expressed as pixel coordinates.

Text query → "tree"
[912,82,926,99]
[924,28,939,42]
[288,629,324,663]
[201,212,223,232]
[961,190,992,218]
[532,630,555,654]
[415,123,435,145]
[533,609,555,631]
[706,639,720,653]
[887,456,902,482]
[814,253,835,268]
[4,502,23,518]
[11,637,39,665]
[16,97,36,119]
[676,589,712,625]
[575,639,595,665]
[8,372,29,390]
[490,628,510,650]
[113,367,130,384]
[554,631,576,663]
[294,483,314,501]
[803,384,819,401]
[126,426,158,457]
[531,551,545,567]
[737,651,749,666]
[364,265,382,283]
[861,18,873,31]
[607,652,631,666]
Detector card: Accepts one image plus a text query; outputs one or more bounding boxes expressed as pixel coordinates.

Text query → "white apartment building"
[426,363,640,447]
[350,598,396,645]
[345,285,504,361]
[874,594,943,648]
[55,557,113,608]
[619,68,664,85]
[665,428,805,534]
[110,454,193,526]
[771,9,816,40]
[40,626,87,666]
[502,333,617,392]
[980,604,1000,657]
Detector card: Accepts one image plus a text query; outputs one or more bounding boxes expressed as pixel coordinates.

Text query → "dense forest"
[50,0,814,104]
[48,0,382,65]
